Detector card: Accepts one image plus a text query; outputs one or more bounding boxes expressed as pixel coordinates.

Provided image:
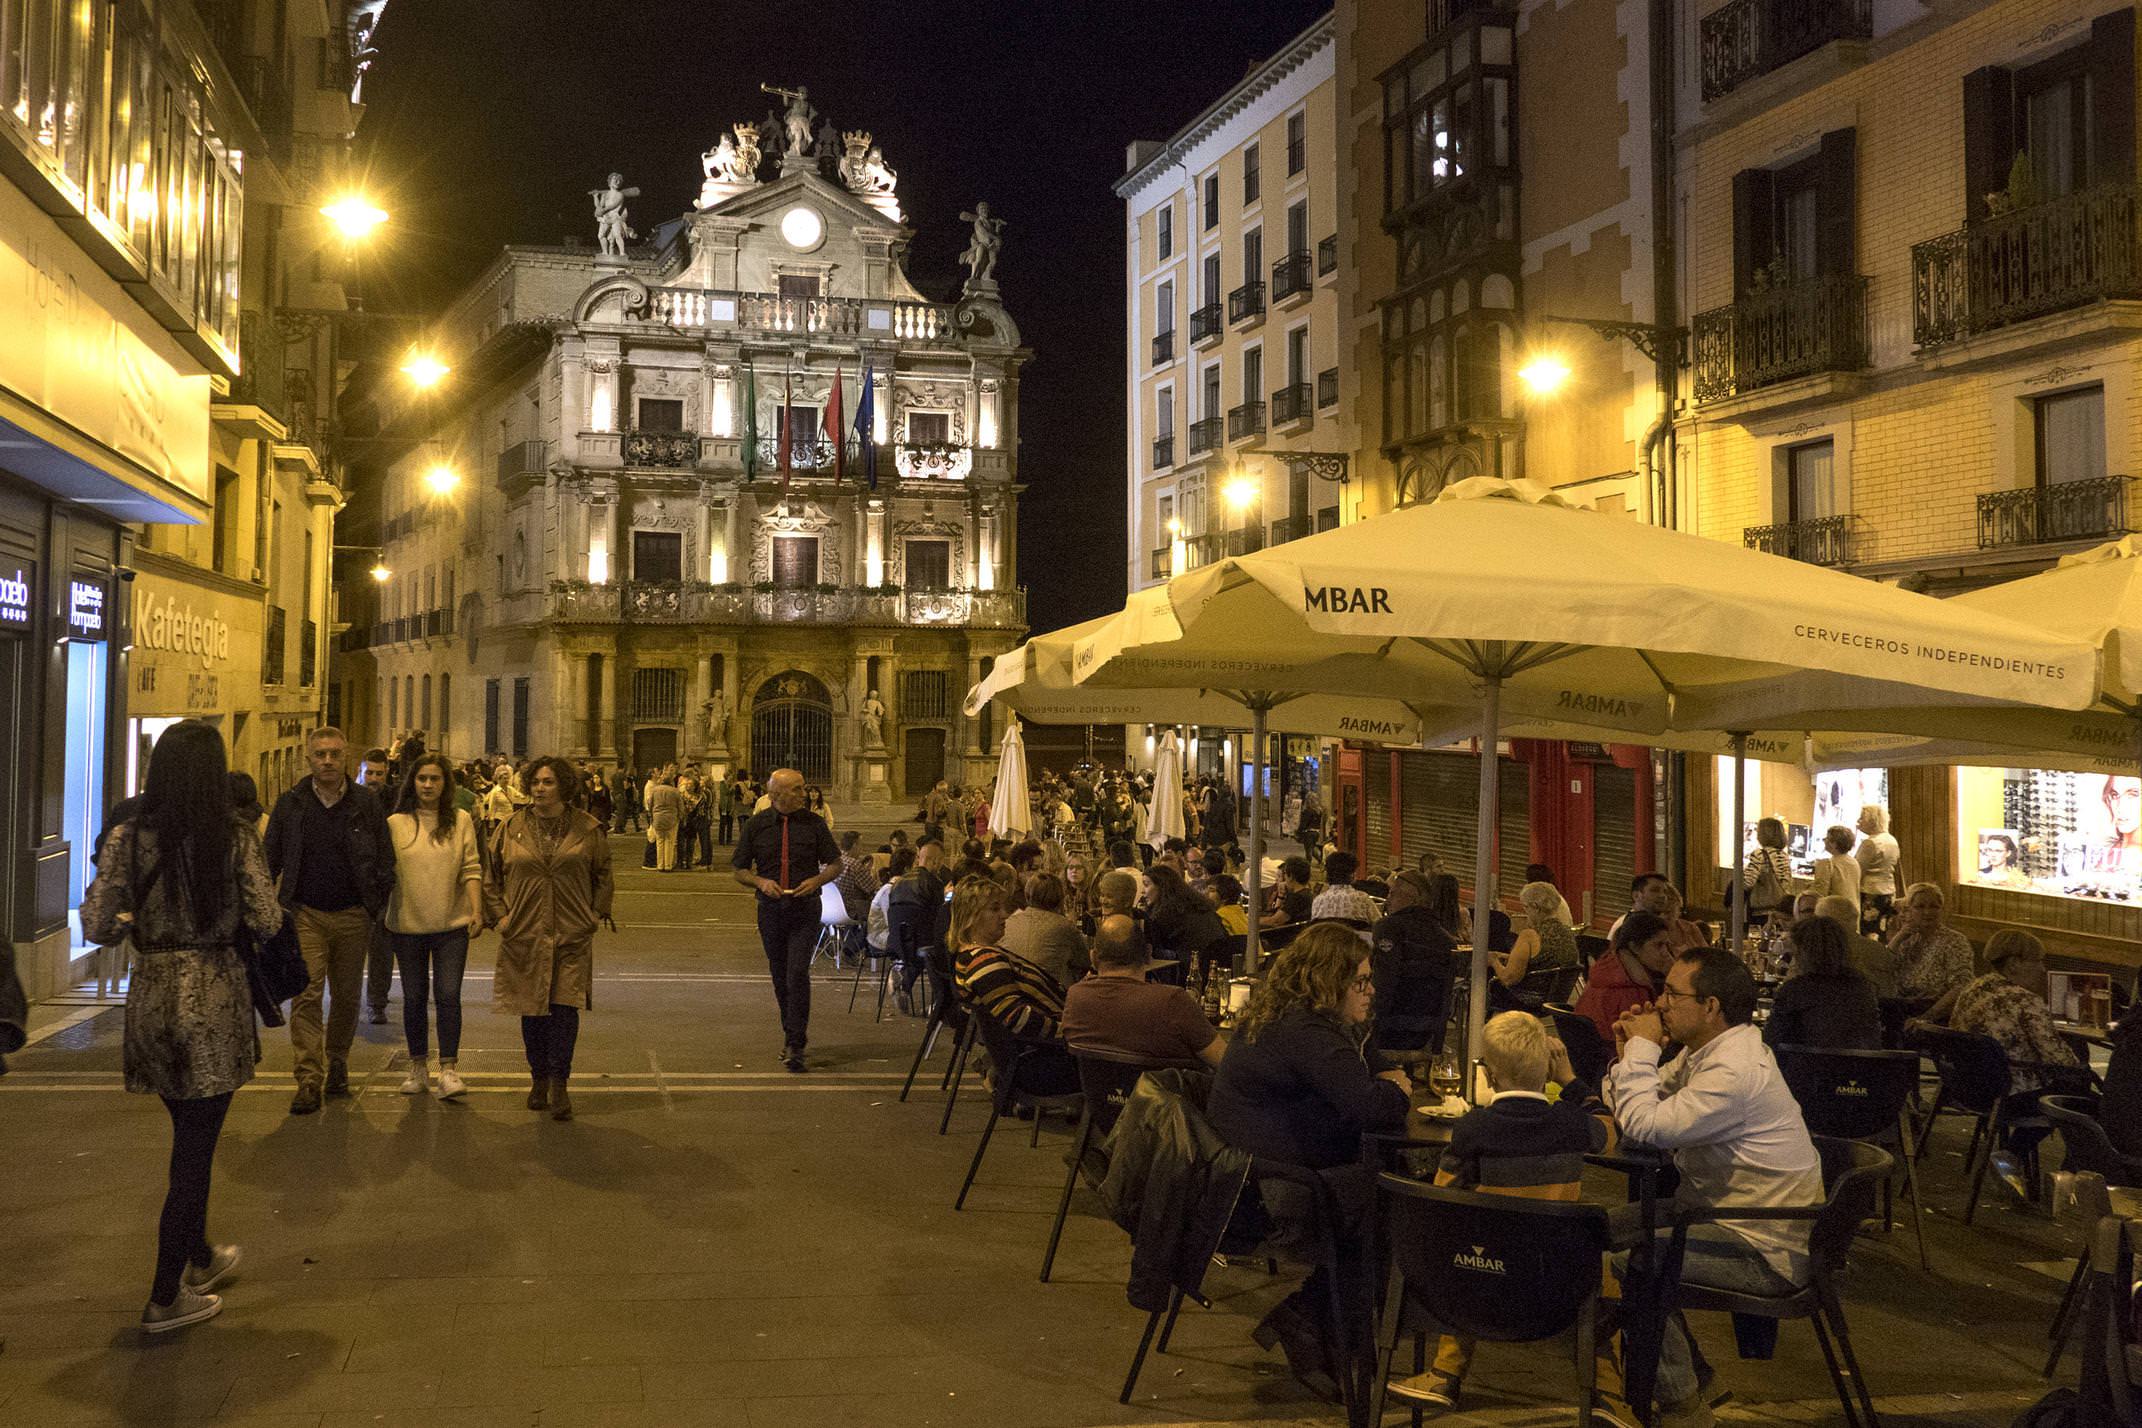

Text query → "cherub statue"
[589,172,640,258]
[959,201,1005,287]
[860,690,886,747]
[730,123,763,180]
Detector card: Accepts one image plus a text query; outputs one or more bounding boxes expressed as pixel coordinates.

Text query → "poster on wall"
[1961,768,2141,903]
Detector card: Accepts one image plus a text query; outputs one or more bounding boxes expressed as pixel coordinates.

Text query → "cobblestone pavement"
[0,820,2080,1426]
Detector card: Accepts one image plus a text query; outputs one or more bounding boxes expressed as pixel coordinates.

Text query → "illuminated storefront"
[1715,755,1890,880]
[1958,765,2140,906]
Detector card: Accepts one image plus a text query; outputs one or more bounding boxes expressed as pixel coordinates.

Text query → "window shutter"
[2090,9,2136,188]
[1961,64,2015,224]
[1731,167,1775,297]
[1815,129,1858,274]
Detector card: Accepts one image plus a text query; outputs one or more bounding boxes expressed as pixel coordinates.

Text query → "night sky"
[353,0,1329,632]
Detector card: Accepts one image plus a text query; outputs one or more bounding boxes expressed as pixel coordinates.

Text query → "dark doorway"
[904,727,946,798]
[750,671,833,781]
[633,726,678,771]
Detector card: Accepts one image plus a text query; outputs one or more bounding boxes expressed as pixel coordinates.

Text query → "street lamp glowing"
[1518,353,1572,397]
[1223,475,1259,511]
[1165,516,1181,535]
[423,463,460,497]
[369,562,392,583]
[401,351,450,389]
[320,194,389,240]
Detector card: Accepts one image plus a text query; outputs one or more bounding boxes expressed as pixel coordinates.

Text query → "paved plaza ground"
[0,815,2089,1426]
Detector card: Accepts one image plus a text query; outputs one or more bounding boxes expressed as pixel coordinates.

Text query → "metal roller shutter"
[1593,764,1636,928]
[1364,749,1393,862]
[1498,773,1531,898]
[1399,751,1478,875]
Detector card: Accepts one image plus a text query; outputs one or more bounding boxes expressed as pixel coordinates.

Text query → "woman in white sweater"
[1808,824,1862,913]
[386,754,484,1098]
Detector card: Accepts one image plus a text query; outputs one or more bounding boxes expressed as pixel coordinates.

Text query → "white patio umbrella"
[1073,478,2099,1087]
[1147,730,1187,850]
[988,718,1033,839]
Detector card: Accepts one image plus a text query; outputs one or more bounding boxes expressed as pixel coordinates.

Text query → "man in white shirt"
[1309,851,1380,924]
[1606,945,1824,1428]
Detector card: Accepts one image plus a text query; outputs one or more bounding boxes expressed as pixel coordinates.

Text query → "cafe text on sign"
[0,560,32,630]
[67,579,106,640]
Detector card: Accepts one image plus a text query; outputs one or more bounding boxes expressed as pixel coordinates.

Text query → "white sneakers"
[401,1059,470,1099]
[399,1058,430,1096]
[142,1285,222,1334]
[436,1066,466,1100]
[181,1244,241,1294]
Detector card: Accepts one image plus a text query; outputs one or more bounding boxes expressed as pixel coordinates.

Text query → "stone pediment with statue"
[693,83,904,224]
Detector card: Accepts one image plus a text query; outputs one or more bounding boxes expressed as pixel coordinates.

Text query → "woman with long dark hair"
[82,720,283,1333]
[386,752,483,1099]
[486,757,614,1121]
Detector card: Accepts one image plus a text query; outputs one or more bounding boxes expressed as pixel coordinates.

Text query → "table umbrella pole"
[1247,702,1267,973]
[1468,670,1503,1105]
[1729,731,1749,955]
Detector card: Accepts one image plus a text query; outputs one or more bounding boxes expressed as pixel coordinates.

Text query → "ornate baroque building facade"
[334,107,1027,801]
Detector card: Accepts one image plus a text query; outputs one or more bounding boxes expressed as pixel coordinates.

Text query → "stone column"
[978,507,998,592]
[699,488,719,583]
[726,497,747,584]
[570,651,591,755]
[612,498,629,583]
[865,499,886,586]
[598,650,618,759]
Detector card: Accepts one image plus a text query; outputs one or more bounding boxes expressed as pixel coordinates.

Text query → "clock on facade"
[779,205,825,252]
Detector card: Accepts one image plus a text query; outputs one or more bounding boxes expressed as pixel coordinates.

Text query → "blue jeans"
[388,928,469,1060]
[1614,1222,1797,1405]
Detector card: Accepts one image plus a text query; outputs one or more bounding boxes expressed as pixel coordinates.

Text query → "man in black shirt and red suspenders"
[732,767,840,1072]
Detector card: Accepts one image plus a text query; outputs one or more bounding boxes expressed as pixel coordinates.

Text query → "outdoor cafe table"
[1364,1112,1678,1427]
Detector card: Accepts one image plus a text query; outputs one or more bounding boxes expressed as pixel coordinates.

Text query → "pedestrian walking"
[81,720,284,1333]
[264,727,397,1116]
[585,768,615,831]
[485,757,615,1121]
[645,773,682,871]
[732,768,840,1073]
[717,771,743,845]
[385,753,484,1100]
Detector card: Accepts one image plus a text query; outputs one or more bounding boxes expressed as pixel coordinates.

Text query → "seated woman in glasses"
[1207,923,1413,1401]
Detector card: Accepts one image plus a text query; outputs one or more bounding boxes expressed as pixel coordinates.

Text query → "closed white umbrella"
[988,719,1033,839]
[1147,730,1186,850]
[1074,478,2099,1089]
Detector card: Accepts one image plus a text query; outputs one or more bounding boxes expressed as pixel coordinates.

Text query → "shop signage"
[0,559,32,631]
[67,578,107,640]
[132,584,232,666]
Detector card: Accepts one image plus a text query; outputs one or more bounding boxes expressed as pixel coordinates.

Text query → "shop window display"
[1959,766,2141,903]
[1718,757,1888,879]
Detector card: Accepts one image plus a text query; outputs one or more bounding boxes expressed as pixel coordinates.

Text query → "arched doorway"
[750,671,833,782]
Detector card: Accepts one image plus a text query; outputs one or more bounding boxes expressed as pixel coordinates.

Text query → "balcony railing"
[1152,432,1175,469]
[1228,281,1267,325]
[1692,273,1869,404]
[548,582,1026,629]
[751,435,861,475]
[645,288,957,340]
[1152,328,1175,366]
[623,430,701,468]
[1912,184,2142,348]
[1978,476,2134,549]
[497,439,549,483]
[1272,251,1313,303]
[893,442,973,480]
[225,310,287,420]
[1181,527,1264,569]
[425,608,454,638]
[1150,548,1173,580]
[1227,401,1267,442]
[1317,367,1340,408]
[1187,416,1224,456]
[1269,515,1311,545]
[1271,383,1312,426]
[1700,0,1871,101]
[1743,515,1855,567]
[263,605,287,686]
[1190,302,1223,345]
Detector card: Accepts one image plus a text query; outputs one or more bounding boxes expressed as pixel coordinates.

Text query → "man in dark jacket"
[265,727,396,1114]
[1370,871,1459,1055]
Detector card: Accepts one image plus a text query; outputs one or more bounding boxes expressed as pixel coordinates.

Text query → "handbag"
[1747,849,1785,913]
[236,914,308,1028]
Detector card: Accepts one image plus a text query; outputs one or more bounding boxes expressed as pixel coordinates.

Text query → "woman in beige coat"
[485,756,615,1121]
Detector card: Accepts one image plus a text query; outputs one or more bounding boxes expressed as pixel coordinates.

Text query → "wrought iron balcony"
[1700,0,1871,101]
[1743,515,1855,567]
[1152,328,1175,365]
[1227,401,1267,442]
[1228,281,1267,325]
[1150,547,1173,580]
[1318,235,1338,276]
[1978,476,2135,549]
[1912,185,2142,348]
[1317,368,1340,408]
[1269,514,1311,545]
[750,435,862,475]
[497,439,549,483]
[1272,251,1313,304]
[1190,301,1224,346]
[1692,274,1869,404]
[1271,383,1312,426]
[1187,416,1224,456]
[1181,527,1264,569]
[1152,432,1175,469]
[893,442,972,480]
[547,582,1027,629]
[623,431,701,468]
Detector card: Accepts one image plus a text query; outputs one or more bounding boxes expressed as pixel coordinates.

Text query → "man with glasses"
[1603,946,1823,1428]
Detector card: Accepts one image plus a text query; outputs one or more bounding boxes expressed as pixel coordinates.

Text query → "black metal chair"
[1368,1177,1613,1428]
[1545,1003,1612,1086]
[1659,1136,1891,1428]
[1040,1046,1202,1282]
[1909,1024,2057,1223]
[1503,962,1583,1013]
[1776,1046,1930,1270]
[848,896,913,1021]
[953,1006,1080,1211]
[896,939,966,1112]
[2040,1093,2142,1376]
